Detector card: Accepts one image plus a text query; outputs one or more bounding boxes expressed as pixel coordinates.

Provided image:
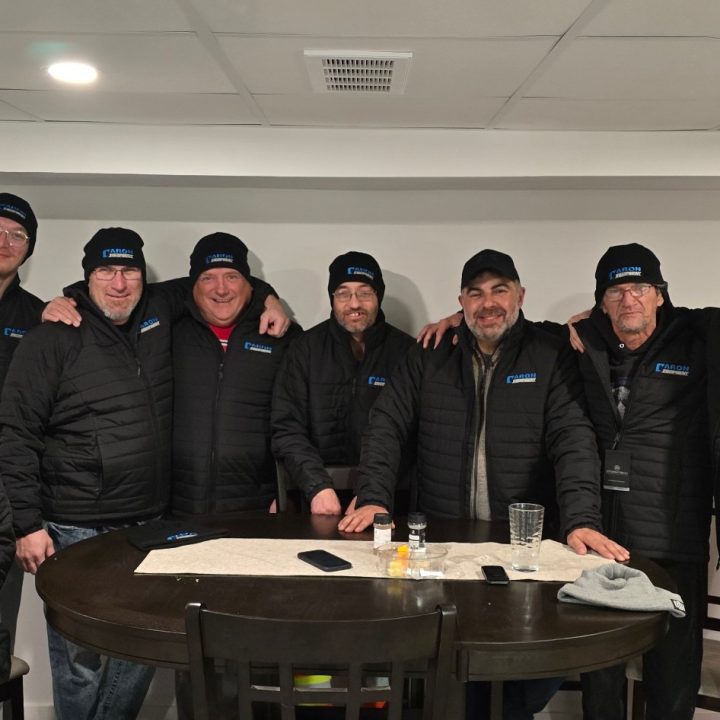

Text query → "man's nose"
[110,272,128,290]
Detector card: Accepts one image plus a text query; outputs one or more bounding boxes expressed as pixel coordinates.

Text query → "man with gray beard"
[340,249,627,719]
[0,228,175,720]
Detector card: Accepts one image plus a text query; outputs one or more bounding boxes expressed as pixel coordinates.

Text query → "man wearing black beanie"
[0,192,43,678]
[567,243,712,720]
[0,226,183,720]
[272,251,413,515]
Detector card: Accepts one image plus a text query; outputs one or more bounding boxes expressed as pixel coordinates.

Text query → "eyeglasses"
[0,228,30,248]
[604,283,657,301]
[93,267,143,281]
[332,289,377,303]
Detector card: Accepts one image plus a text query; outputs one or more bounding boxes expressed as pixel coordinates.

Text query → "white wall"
[6,182,720,718]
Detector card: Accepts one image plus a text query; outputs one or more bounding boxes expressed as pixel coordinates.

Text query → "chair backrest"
[185,602,457,720]
[275,461,355,513]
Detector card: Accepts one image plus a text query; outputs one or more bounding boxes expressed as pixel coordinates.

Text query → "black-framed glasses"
[0,228,29,248]
[93,267,143,281]
[332,289,376,303]
[604,283,658,301]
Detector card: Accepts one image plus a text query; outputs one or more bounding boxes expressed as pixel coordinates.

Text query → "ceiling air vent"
[304,50,412,94]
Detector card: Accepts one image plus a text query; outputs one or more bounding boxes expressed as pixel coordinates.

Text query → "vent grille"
[304,50,412,94]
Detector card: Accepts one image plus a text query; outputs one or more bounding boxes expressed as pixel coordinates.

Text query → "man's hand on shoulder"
[338,503,387,533]
[15,529,55,574]
[259,295,291,338]
[310,488,342,516]
[566,527,630,562]
[416,312,462,349]
[566,309,591,354]
[42,296,81,327]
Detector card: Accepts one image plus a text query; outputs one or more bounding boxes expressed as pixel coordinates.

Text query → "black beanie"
[0,192,38,262]
[189,232,251,283]
[461,249,520,288]
[327,251,385,303]
[594,243,665,305]
[82,228,146,280]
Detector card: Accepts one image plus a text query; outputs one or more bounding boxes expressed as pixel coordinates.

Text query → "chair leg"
[630,680,645,720]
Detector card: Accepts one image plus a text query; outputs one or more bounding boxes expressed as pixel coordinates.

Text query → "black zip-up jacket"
[0,275,44,391]
[0,283,178,537]
[575,304,712,563]
[355,315,603,537]
[171,291,302,516]
[0,275,43,576]
[271,311,414,501]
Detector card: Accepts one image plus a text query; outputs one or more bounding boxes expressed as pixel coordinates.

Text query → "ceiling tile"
[219,36,555,96]
[255,94,506,127]
[0,33,235,93]
[499,98,720,130]
[0,0,191,32]
[528,37,720,100]
[196,0,589,37]
[584,0,720,37]
[0,91,260,125]
[0,99,39,121]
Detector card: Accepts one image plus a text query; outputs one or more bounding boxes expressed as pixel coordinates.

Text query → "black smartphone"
[297,549,352,572]
[481,565,509,585]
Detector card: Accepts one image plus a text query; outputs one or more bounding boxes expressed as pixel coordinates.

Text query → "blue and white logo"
[3,326,26,339]
[368,375,386,387]
[205,252,234,265]
[139,317,160,334]
[0,203,27,222]
[347,266,375,281]
[654,362,690,377]
[101,248,134,260]
[608,266,642,281]
[244,341,272,354]
[505,372,537,385]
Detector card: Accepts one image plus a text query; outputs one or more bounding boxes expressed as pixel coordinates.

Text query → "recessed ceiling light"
[48,61,98,85]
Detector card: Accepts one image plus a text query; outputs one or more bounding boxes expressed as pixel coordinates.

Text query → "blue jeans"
[46,522,156,720]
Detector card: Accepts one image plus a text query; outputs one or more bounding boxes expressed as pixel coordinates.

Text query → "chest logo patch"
[244,341,272,354]
[139,317,160,334]
[505,372,537,384]
[2,327,26,339]
[654,362,690,377]
[368,375,386,387]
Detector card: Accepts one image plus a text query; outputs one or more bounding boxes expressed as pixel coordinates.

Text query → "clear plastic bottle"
[373,513,392,551]
[408,512,427,552]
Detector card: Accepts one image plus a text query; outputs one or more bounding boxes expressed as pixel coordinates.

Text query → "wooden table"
[35,513,669,714]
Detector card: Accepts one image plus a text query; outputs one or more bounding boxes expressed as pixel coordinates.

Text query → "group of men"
[0,188,716,720]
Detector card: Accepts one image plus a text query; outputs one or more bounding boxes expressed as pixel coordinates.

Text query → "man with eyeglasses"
[0,228,176,719]
[271,251,414,514]
[566,243,712,720]
[0,193,40,684]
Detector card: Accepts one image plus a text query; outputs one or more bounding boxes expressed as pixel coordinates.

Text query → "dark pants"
[581,559,707,720]
[466,677,564,720]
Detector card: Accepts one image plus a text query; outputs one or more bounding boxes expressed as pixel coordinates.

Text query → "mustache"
[474,309,506,319]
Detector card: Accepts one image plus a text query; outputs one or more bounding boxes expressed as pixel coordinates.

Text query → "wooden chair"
[185,602,457,720]
[628,594,720,718]
[0,655,30,720]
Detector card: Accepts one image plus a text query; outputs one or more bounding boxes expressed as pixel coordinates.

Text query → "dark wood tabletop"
[35,512,669,682]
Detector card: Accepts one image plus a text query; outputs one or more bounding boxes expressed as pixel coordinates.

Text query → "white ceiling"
[2,0,720,132]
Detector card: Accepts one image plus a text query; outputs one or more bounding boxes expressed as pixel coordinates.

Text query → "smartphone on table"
[297,549,352,572]
[481,565,510,585]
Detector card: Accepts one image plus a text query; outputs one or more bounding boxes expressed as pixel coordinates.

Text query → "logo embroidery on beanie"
[654,362,690,377]
[3,327,26,339]
[101,248,134,260]
[368,375,386,387]
[243,341,272,354]
[608,266,642,281]
[205,253,234,265]
[347,266,375,281]
[505,372,537,384]
[0,204,26,221]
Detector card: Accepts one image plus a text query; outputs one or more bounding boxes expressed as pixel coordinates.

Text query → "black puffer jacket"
[171,291,302,516]
[575,304,712,563]
[271,312,414,501]
[0,275,44,391]
[355,315,603,536]
[0,284,175,537]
